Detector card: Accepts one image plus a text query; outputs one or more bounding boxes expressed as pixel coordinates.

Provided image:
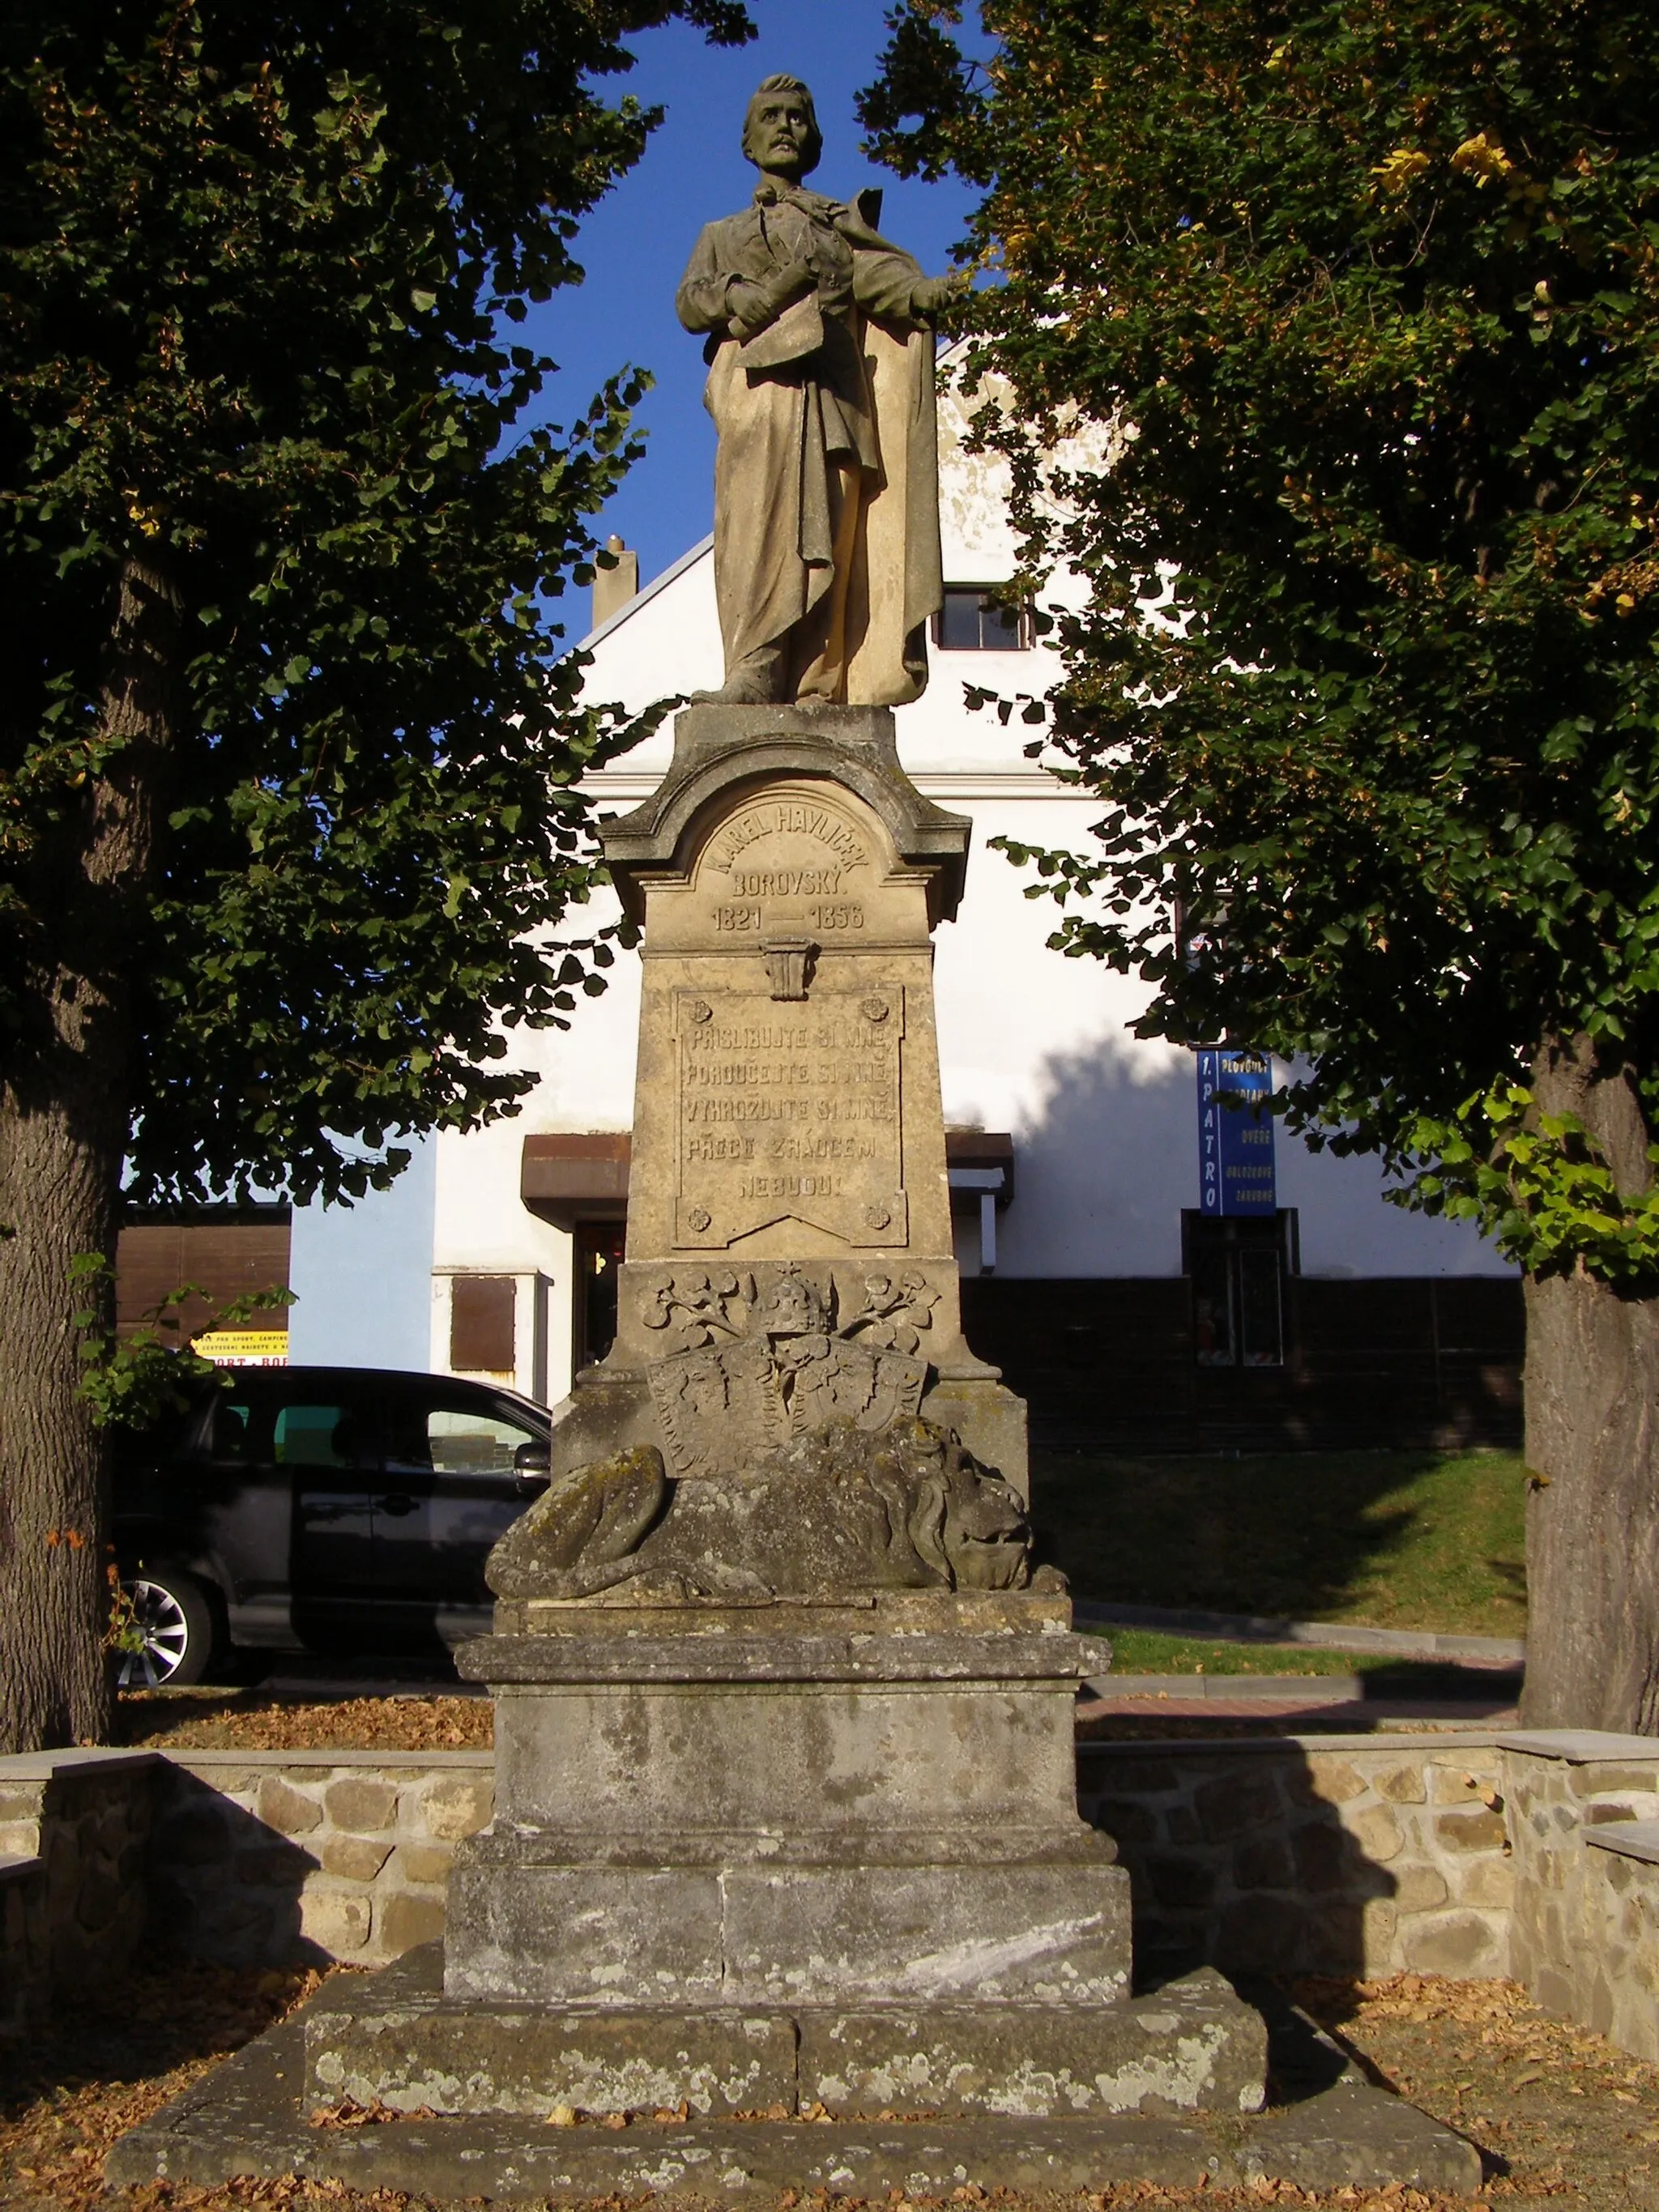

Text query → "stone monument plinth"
[535,705,1026,1499]
[301,705,1266,2123]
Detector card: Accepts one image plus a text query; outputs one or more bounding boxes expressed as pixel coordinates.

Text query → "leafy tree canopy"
[862,0,1659,1281]
[1,0,753,1208]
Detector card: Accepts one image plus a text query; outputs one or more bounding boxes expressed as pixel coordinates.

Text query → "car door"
[113,1375,292,1648]
[370,1381,549,1639]
[194,1376,293,1643]
[284,1375,384,1643]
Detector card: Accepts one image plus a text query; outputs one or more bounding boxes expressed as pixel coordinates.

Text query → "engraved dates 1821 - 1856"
[711,901,862,934]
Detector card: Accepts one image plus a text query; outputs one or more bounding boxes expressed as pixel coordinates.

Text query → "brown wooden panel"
[115,1217,290,1346]
[962,1278,1198,1448]
[450,1276,516,1372]
[946,1129,1016,1204]
[1290,1279,1435,1353]
[1432,1276,1528,1354]
[116,1225,186,1326]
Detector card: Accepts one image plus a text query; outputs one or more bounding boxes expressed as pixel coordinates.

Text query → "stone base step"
[444,1837,1130,2009]
[109,1998,1482,2201]
[303,1946,1264,2120]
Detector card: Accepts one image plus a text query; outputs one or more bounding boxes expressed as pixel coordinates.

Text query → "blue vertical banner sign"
[1196,1050,1277,1217]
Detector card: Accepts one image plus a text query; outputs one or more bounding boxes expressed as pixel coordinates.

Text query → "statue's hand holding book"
[731,256,815,340]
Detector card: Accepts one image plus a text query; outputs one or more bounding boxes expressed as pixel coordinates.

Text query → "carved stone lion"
[486,1417,1045,1604]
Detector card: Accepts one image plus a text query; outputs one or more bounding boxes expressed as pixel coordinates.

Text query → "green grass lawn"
[1031,1447,1528,1639]
[1098,1628,1386,1675]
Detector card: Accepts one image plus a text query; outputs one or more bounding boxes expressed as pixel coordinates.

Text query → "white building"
[291,374,1520,1452]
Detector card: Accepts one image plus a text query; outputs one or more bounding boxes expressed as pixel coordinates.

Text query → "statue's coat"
[677,186,944,705]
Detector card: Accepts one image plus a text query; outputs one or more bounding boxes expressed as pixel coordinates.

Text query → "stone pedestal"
[102,440,1486,2212]
[540,703,1027,1498]
[303,704,1269,2124]
[445,1608,1125,2012]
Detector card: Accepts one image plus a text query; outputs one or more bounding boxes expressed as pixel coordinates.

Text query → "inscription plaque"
[674,987,907,1249]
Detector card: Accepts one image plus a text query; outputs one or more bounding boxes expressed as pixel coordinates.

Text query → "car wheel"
[116,1569,216,1689]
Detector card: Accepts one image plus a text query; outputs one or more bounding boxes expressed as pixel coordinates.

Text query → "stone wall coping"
[160,1747,494,1771]
[1497,1730,1659,1763]
[1077,1730,1511,1759]
[1,1731,1555,1779]
[1584,1819,1659,1867]
[0,1852,41,1883]
[0,1746,162,1783]
[0,1745,498,1786]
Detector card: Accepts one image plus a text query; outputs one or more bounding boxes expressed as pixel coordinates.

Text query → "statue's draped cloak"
[676,187,944,705]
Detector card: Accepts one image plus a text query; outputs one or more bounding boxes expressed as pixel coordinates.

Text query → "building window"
[1181,1212,1299,1369]
[575,1221,626,1371]
[932,587,1031,652]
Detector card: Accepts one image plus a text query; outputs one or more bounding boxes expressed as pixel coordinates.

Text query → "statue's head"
[741,74,822,182]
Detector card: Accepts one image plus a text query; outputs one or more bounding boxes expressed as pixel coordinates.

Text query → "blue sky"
[524,0,987,603]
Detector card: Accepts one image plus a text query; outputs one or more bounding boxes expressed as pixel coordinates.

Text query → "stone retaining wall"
[0,1854,46,2038]
[1503,1732,1659,2059]
[151,1751,494,1968]
[1077,1733,1514,1979]
[1576,1827,1659,2062]
[6,1726,1659,2066]
[0,1749,155,2027]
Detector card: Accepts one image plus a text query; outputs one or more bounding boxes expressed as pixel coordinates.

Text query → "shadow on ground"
[0,1962,319,2211]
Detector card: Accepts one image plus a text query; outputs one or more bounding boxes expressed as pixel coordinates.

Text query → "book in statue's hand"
[740,293,825,373]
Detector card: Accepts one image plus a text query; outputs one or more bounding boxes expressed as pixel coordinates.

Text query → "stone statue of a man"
[676,75,953,707]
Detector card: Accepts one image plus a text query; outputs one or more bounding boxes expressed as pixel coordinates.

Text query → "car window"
[274,1403,358,1468]
[190,1380,277,1467]
[210,1400,254,1460]
[427,1405,542,1478]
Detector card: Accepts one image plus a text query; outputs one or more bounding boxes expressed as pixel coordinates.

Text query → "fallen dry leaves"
[0,1962,325,2212]
[117,1690,492,1753]
[121,1686,1486,1756]
[309,2099,431,2129]
[1295,1971,1659,2206]
[5,1962,1656,2210]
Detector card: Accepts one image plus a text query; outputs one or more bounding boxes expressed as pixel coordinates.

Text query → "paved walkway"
[1077,1688,1521,1728]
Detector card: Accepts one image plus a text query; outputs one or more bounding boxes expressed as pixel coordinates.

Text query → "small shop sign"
[191,1330,290,1367]
[1196,1049,1277,1217]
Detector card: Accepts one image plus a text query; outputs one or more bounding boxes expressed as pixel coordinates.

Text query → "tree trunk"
[1520,1033,1659,1734]
[0,1060,125,1751]
[0,552,178,1754]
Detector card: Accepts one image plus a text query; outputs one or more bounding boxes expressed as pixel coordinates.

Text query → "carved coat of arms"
[642,1264,937,1480]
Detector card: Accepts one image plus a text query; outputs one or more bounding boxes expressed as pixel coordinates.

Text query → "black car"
[113,1366,552,1686]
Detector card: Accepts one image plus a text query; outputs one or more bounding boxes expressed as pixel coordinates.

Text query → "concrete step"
[301,1945,1264,2122]
[108,1988,1482,2199]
